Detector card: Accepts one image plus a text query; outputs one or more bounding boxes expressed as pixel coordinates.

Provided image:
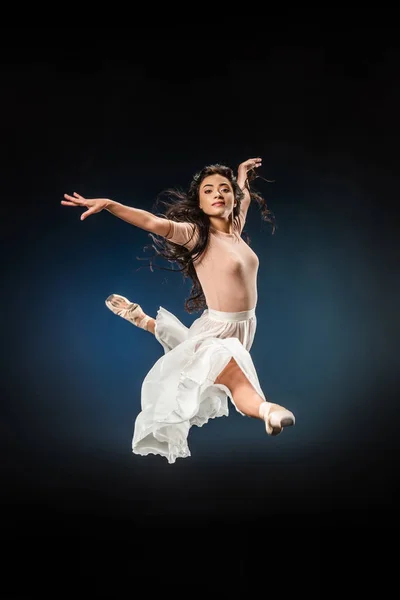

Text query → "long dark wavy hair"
[136,163,275,314]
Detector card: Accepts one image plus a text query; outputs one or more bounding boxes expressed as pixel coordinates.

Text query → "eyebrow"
[202,181,230,188]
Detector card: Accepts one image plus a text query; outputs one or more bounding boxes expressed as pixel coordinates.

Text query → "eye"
[204,189,212,194]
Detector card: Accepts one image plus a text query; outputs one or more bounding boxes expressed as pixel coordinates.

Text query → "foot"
[259,402,295,436]
[105,294,151,330]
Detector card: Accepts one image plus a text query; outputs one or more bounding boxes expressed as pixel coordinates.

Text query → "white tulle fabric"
[131,305,266,463]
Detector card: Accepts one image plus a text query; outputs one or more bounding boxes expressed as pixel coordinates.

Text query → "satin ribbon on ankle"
[137,315,151,330]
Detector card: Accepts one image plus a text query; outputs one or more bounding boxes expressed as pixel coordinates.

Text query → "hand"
[61,193,110,221]
[237,157,262,188]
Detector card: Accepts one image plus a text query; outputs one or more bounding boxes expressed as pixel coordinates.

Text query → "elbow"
[145,215,171,237]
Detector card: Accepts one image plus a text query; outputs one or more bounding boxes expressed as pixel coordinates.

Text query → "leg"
[215,357,295,435]
[105,294,156,335]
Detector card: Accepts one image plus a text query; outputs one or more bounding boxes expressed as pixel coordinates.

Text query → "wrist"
[105,199,116,211]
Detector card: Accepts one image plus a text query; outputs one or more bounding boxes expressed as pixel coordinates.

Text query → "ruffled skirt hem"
[131,306,264,464]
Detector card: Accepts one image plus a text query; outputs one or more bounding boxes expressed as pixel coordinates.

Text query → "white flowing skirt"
[132,305,266,463]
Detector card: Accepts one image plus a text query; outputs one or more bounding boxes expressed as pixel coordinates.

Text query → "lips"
[212,202,225,206]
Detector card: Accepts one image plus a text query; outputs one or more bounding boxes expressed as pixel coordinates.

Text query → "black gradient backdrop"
[2,28,398,594]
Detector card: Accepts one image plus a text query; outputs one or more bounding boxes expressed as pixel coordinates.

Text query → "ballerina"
[62,157,295,463]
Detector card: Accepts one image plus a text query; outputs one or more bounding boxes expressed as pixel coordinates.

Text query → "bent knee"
[215,357,245,388]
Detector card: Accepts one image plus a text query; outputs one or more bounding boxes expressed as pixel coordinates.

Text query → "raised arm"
[236,157,262,223]
[237,157,262,190]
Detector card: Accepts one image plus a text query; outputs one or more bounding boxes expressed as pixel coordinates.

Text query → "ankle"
[146,318,156,335]
[258,401,272,420]
[136,315,151,330]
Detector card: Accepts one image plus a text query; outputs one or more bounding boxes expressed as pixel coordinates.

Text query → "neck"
[209,217,234,234]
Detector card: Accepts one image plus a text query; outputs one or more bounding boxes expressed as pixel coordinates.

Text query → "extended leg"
[215,357,295,435]
[105,294,156,335]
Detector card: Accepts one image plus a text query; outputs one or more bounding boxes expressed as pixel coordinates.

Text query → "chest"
[198,236,259,275]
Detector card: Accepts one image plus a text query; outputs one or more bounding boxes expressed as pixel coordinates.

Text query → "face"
[199,174,236,216]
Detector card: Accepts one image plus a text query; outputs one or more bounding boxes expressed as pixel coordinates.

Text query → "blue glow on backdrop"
[3,34,399,570]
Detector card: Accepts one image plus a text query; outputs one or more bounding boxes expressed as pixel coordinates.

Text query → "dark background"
[2,26,398,593]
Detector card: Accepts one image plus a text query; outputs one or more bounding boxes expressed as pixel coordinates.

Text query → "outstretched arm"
[61,192,160,232]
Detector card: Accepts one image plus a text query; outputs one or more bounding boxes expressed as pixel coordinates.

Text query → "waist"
[206,306,256,322]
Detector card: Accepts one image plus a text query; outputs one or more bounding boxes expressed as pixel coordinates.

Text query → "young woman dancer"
[62,157,295,463]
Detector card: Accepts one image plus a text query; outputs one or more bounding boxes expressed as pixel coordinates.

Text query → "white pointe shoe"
[259,402,295,436]
[105,294,151,330]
